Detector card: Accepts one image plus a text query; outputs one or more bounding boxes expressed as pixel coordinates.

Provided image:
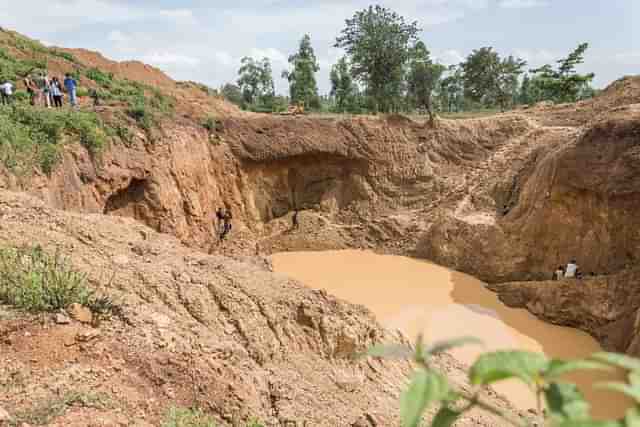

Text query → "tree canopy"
[282,34,320,109]
[461,47,526,111]
[529,43,595,103]
[237,56,275,108]
[406,41,446,122]
[335,5,421,113]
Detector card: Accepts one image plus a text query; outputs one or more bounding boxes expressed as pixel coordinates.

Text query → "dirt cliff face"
[0,191,516,426]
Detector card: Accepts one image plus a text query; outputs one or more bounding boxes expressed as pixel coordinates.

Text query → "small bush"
[202,116,223,133]
[0,246,120,317]
[86,68,114,88]
[76,87,89,98]
[162,407,218,427]
[126,102,154,131]
[50,50,77,63]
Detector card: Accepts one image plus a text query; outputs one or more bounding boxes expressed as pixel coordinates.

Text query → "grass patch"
[162,408,218,427]
[0,104,107,174]
[0,246,121,318]
[202,116,223,133]
[162,408,266,427]
[9,391,110,426]
[84,67,175,132]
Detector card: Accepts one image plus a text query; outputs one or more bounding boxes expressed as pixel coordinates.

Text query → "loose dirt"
[272,250,631,419]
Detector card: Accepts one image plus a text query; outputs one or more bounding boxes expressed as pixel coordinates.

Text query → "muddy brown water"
[272,250,630,420]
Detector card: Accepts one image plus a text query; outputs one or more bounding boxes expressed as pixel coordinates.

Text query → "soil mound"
[0,191,516,426]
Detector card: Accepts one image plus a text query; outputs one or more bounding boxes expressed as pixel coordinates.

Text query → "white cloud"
[214,51,234,67]
[436,49,465,65]
[513,49,556,63]
[107,30,129,43]
[499,0,548,8]
[159,9,194,19]
[141,52,201,67]
[612,52,640,66]
[249,47,288,67]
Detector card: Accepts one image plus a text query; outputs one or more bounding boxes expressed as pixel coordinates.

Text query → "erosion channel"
[272,250,631,420]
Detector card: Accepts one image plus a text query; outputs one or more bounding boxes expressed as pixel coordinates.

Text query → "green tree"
[237,56,275,108]
[220,83,244,107]
[530,43,595,103]
[519,74,532,105]
[329,57,358,113]
[439,65,464,112]
[282,34,320,109]
[406,41,446,123]
[335,5,420,113]
[461,47,526,111]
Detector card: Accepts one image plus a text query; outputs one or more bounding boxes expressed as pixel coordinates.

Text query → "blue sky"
[0,0,637,94]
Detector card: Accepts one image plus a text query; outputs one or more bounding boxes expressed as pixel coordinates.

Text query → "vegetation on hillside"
[370,335,640,427]
[0,246,121,319]
[0,105,107,174]
[0,29,180,175]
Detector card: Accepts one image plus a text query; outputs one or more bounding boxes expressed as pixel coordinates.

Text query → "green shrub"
[76,87,89,97]
[1,105,107,165]
[202,116,223,133]
[369,335,640,427]
[0,246,120,317]
[162,407,218,427]
[50,50,78,63]
[86,68,114,87]
[126,102,154,131]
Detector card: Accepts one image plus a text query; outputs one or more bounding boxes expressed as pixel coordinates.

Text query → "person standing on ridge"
[41,72,52,108]
[64,73,78,107]
[554,265,565,281]
[219,209,233,241]
[0,80,14,105]
[50,77,63,108]
[564,259,579,278]
[215,207,225,235]
[292,209,299,230]
[24,77,36,105]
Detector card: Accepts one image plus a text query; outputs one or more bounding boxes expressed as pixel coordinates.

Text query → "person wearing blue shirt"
[64,73,77,107]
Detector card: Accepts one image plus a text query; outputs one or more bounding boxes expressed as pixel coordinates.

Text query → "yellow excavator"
[279,103,305,116]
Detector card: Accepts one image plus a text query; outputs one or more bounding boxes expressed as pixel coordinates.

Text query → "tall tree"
[335,5,420,113]
[237,56,275,108]
[461,47,526,111]
[330,57,357,113]
[530,43,595,103]
[282,34,320,109]
[220,83,243,107]
[406,41,446,123]
[439,65,464,113]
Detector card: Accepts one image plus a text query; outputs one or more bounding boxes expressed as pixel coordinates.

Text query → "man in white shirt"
[0,80,14,105]
[565,259,578,278]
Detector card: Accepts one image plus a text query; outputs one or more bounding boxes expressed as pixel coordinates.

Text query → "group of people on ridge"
[22,73,78,108]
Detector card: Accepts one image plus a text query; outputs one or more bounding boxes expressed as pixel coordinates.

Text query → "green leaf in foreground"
[594,382,640,403]
[544,381,590,421]
[545,359,612,380]
[469,350,549,387]
[591,353,640,372]
[625,406,640,427]
[426,337,483,356]
[431,407,462,427]
[400,369,449,427]
[555,420,623,427]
